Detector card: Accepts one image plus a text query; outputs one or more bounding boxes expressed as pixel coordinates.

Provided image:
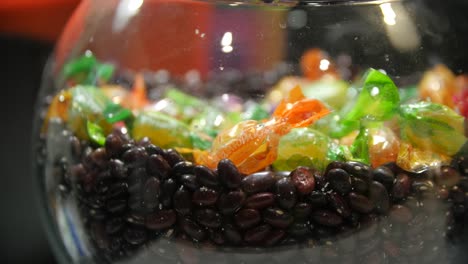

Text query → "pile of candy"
[39,49,468,263]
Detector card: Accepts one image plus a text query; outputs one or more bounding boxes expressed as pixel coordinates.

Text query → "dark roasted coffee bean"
[180,174,199,191]
[324,161,347,175]
[326,168,352,195]
[344,161,372,182]
[311,210,343,227]
[217,190,245,215]
[392,173,411,200]
[147,154,171,180]
[128,194,143,212]
[389,205,412,224]
[348,192,374,213]
[244,224,271,244]
[372,166,395,191]
[105,217,125,234]
[124,227,147,245]
[411,179,434,196]
[174,187,192,215]
[194,165,218,188]
[264,229,286,246]
[160,178,177,207]
[435,166,461,188]
[235,209,261,229]
[162,149,185,167]
[351,177,368,194]
[275,177,297,209]
[242,171,276,194]
[109,159,127,179]
[223,224,242,245]
[106,199,127,214]
[89,208,107,220]
[145,144,164,156]
[293,203,312,220]
[95,177,113,194]
[450,186,465,203]
[143,177,160,209]
[180,217,206,241]
[173,161,195,177]
[288,221,311,238]
[263,208,293,228]
[128,167,146,194]
[290,166,316,195]
[137,137,151,147]
[307,191,328,208]
[146,210,177,230]
[245,192,275,209]
[207,230,225,246]
[90,148,108,169]
[70,164,87,181]
[105,133,125,158]
[369,181,390,214]
[122,147,148,169]
[192,187,218,206]
[218,159,242,189]
[91,222,109,250]
[125,212,146,226]
[195,209,222,228]
[328,192,351,217]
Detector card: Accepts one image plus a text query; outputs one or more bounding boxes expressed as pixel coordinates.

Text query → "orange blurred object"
[0,0,81,42]
[300,48,339,80]
[418,64,457,108]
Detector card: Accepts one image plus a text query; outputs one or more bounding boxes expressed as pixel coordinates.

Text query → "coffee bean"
[125,212,146,226]
[293,203,312,220]
[105,217,125,234]
[122,147,148,169]
[180,217,206,241]
[147,154,171,180]
[290,166,316,195]
[389,205,413,224]
[324,161,347,175]
[369,181,390,214]
[109,159,128,179]
[162,149,185,167]
[123,227,147,245]
[146,210,177,230]
[145,144,164,156]
[244,224,271,244]
[106,199,127,214]
[90,148,108,169]
[344,161,372,182]
[128,167,146,194]
[411,179,434,196]
[194,165,218,188]
[351,177,368,195]
[160,178,177,207]
[328,192,351,217]
[242,171,276,194]
[105,133,125,158]
[192,187,219,206]
[128,194,143,212]
[208,230,225,245]
[218,159,242,189]
[372,166,395,191]
[245,192,275,209]
[392,173,411,200]
[435,166,461,188]
[91,222,109,250]
[235,209,261,229]
[311,210,343,227]
[172,161,195,178]
[348,192,374,214]
[288,221,311,238]
[223,224,242,245]
[306,191,328,208]
[180,174,199,191]
[217,190,246,215]
[450,186,465,203]
[264,229,286,246]
[326,168,352,195]
[143,177,160,209]
[275,177,297,209]
[173,187,192,215]
[195,209,222,228]
[263,208,293,228]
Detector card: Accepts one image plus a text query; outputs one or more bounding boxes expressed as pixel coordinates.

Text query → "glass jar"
[33,0,468,263]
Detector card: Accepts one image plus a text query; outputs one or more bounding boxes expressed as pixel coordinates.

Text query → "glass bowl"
[33,0,468,263]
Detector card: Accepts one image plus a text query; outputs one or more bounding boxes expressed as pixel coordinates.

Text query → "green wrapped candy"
[399,102,467,156]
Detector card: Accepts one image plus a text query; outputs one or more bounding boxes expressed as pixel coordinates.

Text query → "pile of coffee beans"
[63,131,468,263]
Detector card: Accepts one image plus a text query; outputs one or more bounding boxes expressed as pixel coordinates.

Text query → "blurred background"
[0,0,80,263]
